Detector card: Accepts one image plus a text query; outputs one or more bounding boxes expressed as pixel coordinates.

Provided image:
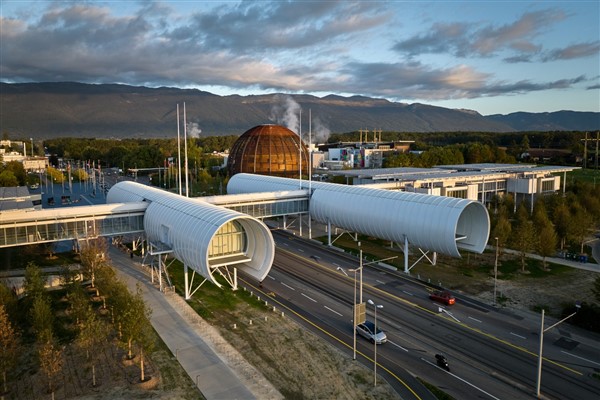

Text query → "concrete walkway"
[109,246,283,400]
[498,239,600,273]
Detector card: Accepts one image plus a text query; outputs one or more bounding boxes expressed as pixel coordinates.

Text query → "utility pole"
[581,131,600,169]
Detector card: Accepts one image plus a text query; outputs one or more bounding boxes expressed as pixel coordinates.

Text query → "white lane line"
[302,293,317,302]
[333,262,340,267]
[468,316,482,323]
[376,280,386,284]
[325,306,342,316]
[388,340,409,352]
[402,290,414,296]
[510,332,526,340]
[267,275,275,280]
[561,351,600,366]
[421,358,500,400]
[297,248,305,252]
[283,242,289,246]
[281,282,296,291]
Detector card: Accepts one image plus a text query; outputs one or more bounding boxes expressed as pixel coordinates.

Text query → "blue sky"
[1,0,598,115]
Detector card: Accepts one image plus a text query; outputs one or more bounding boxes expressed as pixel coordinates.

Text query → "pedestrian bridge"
[0,189,309,249]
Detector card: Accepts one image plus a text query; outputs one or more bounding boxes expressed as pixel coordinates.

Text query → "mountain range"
[1,82,598,140]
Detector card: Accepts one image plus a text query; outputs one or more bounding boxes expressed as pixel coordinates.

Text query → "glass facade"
[0,213,144,247]
[209,220,246,259]
[226,198,308,218]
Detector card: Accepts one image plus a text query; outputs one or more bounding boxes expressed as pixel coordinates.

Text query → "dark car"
[429,290,456,305]
[356,321,387,344]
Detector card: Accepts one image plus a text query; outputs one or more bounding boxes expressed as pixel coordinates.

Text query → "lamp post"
[494,237,499,306]
[30,137,33,157]
[340,242,364,361]
[536,302,581,397]
[367,299,383,387]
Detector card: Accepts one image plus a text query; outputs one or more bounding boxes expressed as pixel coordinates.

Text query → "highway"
[244,229,600,400]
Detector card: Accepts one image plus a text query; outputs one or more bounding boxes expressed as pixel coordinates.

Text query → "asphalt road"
[252,229,600,400]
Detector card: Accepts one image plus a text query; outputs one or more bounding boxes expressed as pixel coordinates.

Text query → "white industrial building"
[321,163,577,210]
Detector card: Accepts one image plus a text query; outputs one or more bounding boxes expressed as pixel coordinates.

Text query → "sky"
[1,0,599,116]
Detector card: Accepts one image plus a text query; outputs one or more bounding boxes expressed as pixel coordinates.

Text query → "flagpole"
[177,104,182,196]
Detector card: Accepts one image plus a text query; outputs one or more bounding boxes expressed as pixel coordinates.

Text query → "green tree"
[23,263,47,300]
[552,200,570,250]
[537,223,557,270]
[30,296,53,338]
[0,170,18,187]
[80,236,109,288]
[570,204,593,254]
[37,331,63,399]
[512,204,535,272]
[77,310,107,387]
[0,304,20,395]
[114,284,153,381]
[67,285,89,326]
[492,212,512,254]
[1,161,27,185]
[46,166,65,184]
[0,283,18,321]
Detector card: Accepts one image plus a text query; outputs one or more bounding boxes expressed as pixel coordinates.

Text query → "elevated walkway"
[200,189,309,218]
[0,190,309,249]
[0,202,147,248]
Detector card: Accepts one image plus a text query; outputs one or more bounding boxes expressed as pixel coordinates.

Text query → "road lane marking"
[402,290,414,296]
[267,275,275,280]
[388,340,409,352]
[561,351,600,366]
[510,332,526,340]
[332,262,340,267]
[324,306,342,316]
[281,282,296,291]
[297,248,305,252]
[302,293,317,302]
[376,280,385,284]
[421,358,500,400]
[468,316,482,323]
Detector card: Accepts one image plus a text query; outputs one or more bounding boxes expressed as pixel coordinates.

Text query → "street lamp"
[494,237,499,306]
[350,242,364,360]
[536,302,581,397]
[367,299,383,387]
[338,244,364,361]
[30,138,33,157]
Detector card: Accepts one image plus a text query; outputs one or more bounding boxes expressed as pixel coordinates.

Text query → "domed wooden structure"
[227,124,309,178]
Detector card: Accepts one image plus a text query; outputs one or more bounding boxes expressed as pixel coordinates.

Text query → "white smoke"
[186,121,202,138]
[311,116,330,145]
[270,94,301,135]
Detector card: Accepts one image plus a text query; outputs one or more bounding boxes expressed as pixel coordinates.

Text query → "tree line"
[0,237,154,399]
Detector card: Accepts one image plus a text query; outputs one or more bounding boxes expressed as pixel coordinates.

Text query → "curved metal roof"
[228,173,489,257]
[107,181,274,287]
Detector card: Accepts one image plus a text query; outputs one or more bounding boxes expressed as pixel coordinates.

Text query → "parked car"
[356,321,387,344]
[429,290,456,305]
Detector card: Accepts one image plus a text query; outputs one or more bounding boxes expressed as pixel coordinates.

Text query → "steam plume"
[270,94,301,135]
[186,122,202,138]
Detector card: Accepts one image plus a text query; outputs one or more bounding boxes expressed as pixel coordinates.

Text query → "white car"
[356,321,387,344]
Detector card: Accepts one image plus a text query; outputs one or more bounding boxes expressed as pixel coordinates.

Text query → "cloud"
[0,1,388,87]
[0,1,595,107]
[542,42,600,61]
[393,9,564,59]
[185,1,389,54]
[326,61,588,100]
